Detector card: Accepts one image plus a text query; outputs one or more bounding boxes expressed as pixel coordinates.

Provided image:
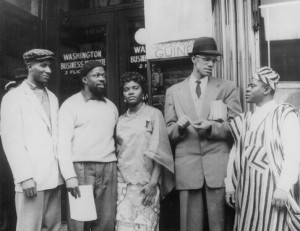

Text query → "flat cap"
[23,49,55,63]
[80,60,104,77]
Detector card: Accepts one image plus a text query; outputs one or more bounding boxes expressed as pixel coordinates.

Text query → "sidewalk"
[60,222,68,231]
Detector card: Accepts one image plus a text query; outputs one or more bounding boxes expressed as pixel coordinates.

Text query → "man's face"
[28,60,52,86]
[83,66,107,97]
[192,55,219,77]
[245,78,267,104]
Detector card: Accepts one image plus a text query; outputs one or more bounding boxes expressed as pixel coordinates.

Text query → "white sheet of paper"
[68,185,97,221]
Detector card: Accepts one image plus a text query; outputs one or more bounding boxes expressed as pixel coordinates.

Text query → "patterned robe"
[229,103,300,231]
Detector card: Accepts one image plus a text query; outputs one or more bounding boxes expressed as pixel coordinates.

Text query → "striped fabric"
[229,104,300,231]
[253,66,280,90]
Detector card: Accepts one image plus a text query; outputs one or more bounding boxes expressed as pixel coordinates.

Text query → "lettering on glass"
[60,50,106,77]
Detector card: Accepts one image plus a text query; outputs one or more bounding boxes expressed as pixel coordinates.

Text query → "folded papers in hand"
[208,100,227,122]
[68,185,97,221]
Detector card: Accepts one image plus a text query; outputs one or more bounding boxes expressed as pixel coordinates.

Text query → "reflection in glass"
[4,0,39,16]
[128,19,146,77]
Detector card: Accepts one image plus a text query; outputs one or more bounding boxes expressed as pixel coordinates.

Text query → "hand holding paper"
[66,177,81,199]
[68,185,97,221]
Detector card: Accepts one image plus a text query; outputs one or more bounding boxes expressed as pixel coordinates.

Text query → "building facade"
[0,0,299,230]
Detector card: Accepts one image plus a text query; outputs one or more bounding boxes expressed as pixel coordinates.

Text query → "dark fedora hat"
[188,37,222,56]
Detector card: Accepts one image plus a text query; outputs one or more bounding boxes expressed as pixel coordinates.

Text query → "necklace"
[126,103,145,117]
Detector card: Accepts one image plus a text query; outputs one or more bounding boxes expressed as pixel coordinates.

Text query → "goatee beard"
[91,88,105,99]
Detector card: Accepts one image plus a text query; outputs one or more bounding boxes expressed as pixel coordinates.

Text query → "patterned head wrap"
[253,66,280,90]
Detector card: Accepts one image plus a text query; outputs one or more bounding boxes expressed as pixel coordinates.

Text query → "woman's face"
[123,80,143,106]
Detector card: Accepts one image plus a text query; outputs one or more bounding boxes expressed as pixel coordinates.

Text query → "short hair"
[120,72,147,93]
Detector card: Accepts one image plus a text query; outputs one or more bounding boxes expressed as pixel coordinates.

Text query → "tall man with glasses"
[164,37,242,231]
[58,60,118,231]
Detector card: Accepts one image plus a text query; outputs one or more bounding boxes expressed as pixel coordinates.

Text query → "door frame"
[117,6,145,112]
[56,10,119,105]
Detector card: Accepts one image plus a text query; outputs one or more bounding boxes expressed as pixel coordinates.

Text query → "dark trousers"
[179,184,234,231]
[68,162,117,231]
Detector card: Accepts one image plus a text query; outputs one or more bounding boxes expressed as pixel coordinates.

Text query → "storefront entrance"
[56,5,146,113]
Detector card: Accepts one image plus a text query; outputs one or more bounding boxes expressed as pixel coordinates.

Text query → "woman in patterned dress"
[115,72,174,231]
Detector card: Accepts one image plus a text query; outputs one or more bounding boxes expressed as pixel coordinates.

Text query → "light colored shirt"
[58,91,118,180]
[25,80,51,121]
[189,75,208,118]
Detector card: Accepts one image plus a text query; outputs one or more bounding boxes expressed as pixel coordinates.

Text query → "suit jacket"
[164,76,242,190]
[0,81,63,192]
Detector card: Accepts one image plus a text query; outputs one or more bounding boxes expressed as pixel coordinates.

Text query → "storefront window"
[59,24,107,102]
[128,19,146,77]
[260,0,300,81]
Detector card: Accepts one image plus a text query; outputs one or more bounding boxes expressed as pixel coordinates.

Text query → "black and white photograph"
[0,0,300,230]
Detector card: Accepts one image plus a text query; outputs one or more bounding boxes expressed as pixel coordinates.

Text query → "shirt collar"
[25,80,46,90]
[81,90,106,103]
[189,74,208,85]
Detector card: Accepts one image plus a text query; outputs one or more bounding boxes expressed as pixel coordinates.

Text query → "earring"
[124,99,127,103]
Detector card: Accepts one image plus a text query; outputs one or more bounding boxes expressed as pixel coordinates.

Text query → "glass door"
[58,11,118,104]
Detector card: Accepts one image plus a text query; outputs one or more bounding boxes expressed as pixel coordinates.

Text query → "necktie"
[196,80,201,98]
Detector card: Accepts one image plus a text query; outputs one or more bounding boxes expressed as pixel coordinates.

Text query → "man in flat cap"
[58,60,118,231]
[164,37,242,231]
[226,66,300,231]
[0,49,63,231]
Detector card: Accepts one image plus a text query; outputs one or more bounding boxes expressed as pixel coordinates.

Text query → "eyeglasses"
[195,55,222,63]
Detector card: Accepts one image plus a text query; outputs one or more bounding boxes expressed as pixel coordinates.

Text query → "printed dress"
[229,103,300,231]
[116,105,174,231]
